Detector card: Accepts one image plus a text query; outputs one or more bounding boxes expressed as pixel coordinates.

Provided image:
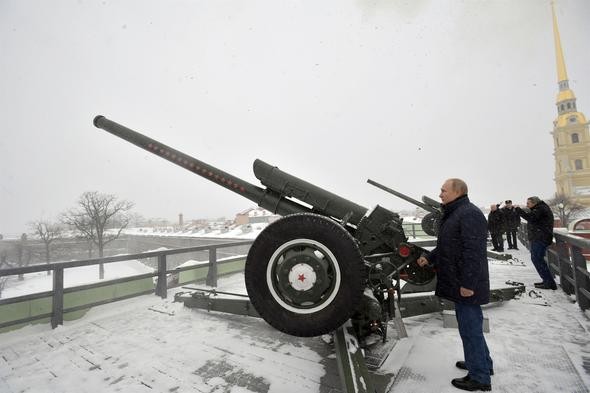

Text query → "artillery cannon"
[367,179,442,236]
[93,116,435,338]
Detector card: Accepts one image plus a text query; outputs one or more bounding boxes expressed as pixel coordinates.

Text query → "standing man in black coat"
[501,200,520,250]
[515,196,557,290]
[487,204,504,252]
[417,179,492,392]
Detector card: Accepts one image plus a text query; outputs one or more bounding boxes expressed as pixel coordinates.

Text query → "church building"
[551,3,590,206]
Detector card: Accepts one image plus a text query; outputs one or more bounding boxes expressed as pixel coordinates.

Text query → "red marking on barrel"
[298,274,306,282]
[240,186,245,192]
[148,143,153,149]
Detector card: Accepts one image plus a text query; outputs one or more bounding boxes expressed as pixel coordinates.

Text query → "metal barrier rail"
[0,239,253,329]
[402,222,427,238]
[518,224,590,311]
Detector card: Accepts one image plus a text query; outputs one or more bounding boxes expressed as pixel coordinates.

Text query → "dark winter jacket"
[426,195,490,305]
[516,201,554,246]
[501,206,521,231]
[487,208,504,234]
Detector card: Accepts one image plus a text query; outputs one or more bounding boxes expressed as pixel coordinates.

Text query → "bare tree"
[547,193,586,228]
[29,220,63,275]
[14,233,31,281]
[0,250,11,297]
[61,191,134,279]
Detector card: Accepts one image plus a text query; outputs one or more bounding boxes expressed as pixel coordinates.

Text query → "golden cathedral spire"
[551,1,576,105]
[551,1,568,83]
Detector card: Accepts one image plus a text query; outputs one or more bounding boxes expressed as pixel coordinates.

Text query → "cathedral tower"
[551,2,590,206]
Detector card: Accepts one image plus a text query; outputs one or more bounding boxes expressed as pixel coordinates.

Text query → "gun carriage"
[93,116,436,339]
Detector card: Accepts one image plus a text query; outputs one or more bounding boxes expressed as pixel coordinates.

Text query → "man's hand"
[460,287,474,297]
[417,256,429,267]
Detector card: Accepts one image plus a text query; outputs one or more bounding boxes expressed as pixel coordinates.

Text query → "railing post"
[571,245,590,311]
[206,247,218,287]
[556,239,574,295]
[518,223,530,250]
[51,267,64,329]
[412,223,416,238]
[155,254,167,299]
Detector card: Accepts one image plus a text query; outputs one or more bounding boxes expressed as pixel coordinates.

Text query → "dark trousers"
[490,232,503,251]
[506,229,517,249]
[455,303,493,385]
[530,240,556,286]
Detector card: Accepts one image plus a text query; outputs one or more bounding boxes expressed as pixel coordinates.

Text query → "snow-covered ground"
[1,241,589,392]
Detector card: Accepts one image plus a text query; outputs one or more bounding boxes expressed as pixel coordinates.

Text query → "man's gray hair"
[527,196,542,205]
[448,178,468,195]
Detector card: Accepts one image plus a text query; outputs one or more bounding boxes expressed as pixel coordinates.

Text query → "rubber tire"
[245,213,365,337]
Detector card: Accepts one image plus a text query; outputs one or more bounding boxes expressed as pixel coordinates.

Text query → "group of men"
[417,178,556,391]
[487,200,520,252]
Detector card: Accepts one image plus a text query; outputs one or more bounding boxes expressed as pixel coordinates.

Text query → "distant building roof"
[237,207,276,218]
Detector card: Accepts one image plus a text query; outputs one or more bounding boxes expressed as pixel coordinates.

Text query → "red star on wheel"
[298,274,306,282]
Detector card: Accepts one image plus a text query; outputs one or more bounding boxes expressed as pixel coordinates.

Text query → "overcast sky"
[1,0,589,235]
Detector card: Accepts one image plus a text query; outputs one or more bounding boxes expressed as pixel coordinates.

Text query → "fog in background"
[1,0,589,235]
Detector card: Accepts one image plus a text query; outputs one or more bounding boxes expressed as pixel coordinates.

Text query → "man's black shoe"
[456,361,494,375]
[534,282,544,287]
[451,376,491,391]
[534,282,557,290]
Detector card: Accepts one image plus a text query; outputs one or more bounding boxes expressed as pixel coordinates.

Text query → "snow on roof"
[236,207,277,217]
[124,222,268,240]
[1,259,154,299]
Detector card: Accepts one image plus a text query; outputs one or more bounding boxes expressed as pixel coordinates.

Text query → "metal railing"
[0,239,253,330]
[402,222,429,238]
[519,224,590,311]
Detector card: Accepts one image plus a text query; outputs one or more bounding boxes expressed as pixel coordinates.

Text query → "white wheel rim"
[266,238,341,314]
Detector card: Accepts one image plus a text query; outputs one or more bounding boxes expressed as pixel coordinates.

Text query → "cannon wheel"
[245,213,365,337]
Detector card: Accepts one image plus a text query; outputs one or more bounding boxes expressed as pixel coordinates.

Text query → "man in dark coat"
[500,199,520,250]
[501,200,520,250]
[417,178,492,391]
[515,196,556,290]
[487,204,504,252]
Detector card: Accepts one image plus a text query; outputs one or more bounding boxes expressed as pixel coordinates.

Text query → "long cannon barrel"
[367,179,439,213]
[93,116,312,216]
